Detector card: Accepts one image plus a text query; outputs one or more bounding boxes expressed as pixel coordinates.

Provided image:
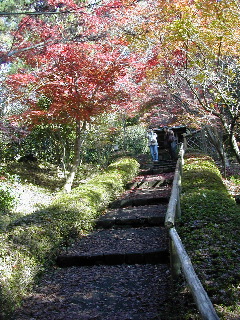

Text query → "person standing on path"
[163,127,177,160]
[146,127,159,162]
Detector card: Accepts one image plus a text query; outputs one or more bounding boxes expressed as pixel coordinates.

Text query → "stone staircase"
[14,160,176,320]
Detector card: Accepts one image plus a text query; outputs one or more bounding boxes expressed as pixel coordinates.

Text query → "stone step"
[57,227,169,267]
[142,167,176,175]
[14,264,170,320]
[140,162,176,175]
[110,187,171,208]
[126,172,174,190]
[109,197,169,209]
[12,158,174,320]
[57,249,169,267]
[95,204,167,229]
[126,178,173,189]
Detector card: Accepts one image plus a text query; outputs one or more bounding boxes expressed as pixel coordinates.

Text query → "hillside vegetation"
[178,153,240,319]
[0,157,140,319]
[0,152,239,319]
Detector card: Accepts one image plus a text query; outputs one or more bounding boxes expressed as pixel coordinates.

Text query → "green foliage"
[81,129,113,167]
[107,157,140,184]
[230,175,240,185]
[4,124,75,165]
[37,95,52,110]
[0,157,139,319]
[78,120,146,167]
[0,0,32,12]
[178,153,240,318]
[0,234,39,317]
[0,184,15,212]
[168,17,199,42]
[0,169,17,215]
[116,125,148,155]
[1,111,145,172]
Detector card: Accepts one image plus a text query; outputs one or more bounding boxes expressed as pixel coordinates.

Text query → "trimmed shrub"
[0,157,140,319]
[107,157,140,184]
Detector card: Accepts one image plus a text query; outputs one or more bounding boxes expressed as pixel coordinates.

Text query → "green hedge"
[179,153,240,319]
[0,157,140,319]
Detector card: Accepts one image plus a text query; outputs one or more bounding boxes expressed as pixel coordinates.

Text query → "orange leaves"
[6,74,36,91]
[7,39,141,126]
[171,49,187,68]
[131,0,240,74]
[11,16,61,67]
[5,0,161,128]
[15,17,61,43]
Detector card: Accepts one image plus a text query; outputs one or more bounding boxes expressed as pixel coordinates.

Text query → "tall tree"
[120,0,240,161]
[2,0,152,191]
[163,0,240,161]
[7,38,142,191]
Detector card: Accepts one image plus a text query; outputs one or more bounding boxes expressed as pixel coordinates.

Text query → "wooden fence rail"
[164,143,220,320]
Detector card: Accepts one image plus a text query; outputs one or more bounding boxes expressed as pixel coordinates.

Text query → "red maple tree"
[5,0,163,190]
[8,39,140,189]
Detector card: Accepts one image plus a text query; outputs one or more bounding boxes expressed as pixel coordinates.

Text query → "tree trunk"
[205,126,229,177]
[221,119,240,164]
[229,133,240,164]
[63,120,86,193]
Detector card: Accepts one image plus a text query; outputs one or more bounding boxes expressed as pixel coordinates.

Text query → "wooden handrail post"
[178,168,182,194]
[170,238,181,279]
[165,156,182,228]
[176,188,181,220]
[183,133,187,151]
[178,143,184,169]
[179,157,183,176]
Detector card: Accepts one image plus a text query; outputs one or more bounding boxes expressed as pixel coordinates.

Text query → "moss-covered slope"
[179,153,240,319]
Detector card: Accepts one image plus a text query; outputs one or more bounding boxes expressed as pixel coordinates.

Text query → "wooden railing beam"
[169,228,219,320]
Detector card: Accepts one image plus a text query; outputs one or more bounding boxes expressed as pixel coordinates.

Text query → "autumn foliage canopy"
[2,0,240,138]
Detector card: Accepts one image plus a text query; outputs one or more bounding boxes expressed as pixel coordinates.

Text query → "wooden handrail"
[169,228,219,320]
[165,143,220,320]
[164,159,181,228]
[164,143,184,228]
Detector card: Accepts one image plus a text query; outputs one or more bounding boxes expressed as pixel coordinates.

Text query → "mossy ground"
[167,153,240,320]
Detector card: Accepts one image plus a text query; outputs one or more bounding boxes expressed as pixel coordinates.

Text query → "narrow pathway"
[14,161,176,320]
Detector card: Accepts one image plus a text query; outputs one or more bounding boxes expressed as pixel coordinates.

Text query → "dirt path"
[13,162,175,320]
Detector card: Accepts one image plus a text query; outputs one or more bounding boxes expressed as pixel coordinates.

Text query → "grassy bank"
[177,153,240,319]
[0,157,140,319]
